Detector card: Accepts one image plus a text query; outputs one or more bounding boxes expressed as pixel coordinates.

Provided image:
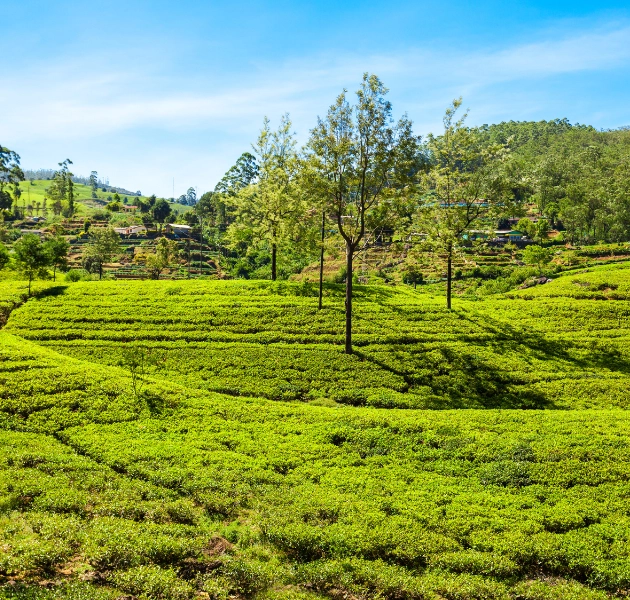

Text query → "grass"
[1,269,630,598]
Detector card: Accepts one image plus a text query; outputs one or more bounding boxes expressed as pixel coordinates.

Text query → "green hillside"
[1,269,630,598]
[12,180,192,217]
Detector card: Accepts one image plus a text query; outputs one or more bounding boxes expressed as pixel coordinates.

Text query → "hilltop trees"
[304,74,419,353]
[48,159,75,217]
[415,99,511,309]
[226,115,300,281]
[89,171,98,198]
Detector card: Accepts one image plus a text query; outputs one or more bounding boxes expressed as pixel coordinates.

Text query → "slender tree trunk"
[187,238,191,279]
[199,218,203,276]
[28,274,32,296]
[53,266,56,282]
[345,244,353,355]
[318,211,325,310]
[271,244,277,281]
[446,247,452,310]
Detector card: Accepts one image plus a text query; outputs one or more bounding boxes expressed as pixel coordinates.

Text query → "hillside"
[1,269,630,598]
[12,180,192,218]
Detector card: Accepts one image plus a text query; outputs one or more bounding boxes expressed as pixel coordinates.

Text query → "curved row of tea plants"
[6,278,630,409]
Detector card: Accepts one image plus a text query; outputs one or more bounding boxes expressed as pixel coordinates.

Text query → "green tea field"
[1,268,630,599]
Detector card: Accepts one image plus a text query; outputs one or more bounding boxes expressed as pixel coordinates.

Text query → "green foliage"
[522,245,554,273]
[82,228,120,279]
[13,234,50,294]
[0,144,24,212]
[2,275,630,598]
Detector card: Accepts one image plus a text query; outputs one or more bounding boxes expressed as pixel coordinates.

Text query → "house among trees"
[164,223,192,237]
[114,225,146,236]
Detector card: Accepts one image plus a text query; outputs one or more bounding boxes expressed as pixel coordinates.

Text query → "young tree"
[416,99,511,309]
[82,227,120,279]
[145,237,178,279]
[227,115,300,281]
[44,235,70,281]
[522,244,553,275]
[0,144,24,212]
[304,74,418,353]
[13,234,50,295]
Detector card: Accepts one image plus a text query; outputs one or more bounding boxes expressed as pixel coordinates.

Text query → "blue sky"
[2,0,630,197]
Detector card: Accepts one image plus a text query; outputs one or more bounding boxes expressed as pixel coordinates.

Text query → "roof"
[167,223,191,229]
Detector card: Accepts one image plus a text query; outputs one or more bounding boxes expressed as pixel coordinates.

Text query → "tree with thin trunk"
[416,99,510,310]
[82,227,121,279]
[13,234,50,295]
[304,73,418,354]
[226,115,300,281]
[44,235,70,281]
[145,237,178,279]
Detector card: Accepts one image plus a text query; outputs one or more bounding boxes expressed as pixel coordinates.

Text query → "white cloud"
[2,21,629,195]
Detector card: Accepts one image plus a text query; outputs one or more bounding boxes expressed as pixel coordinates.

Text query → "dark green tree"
[0,242,9,271]
[152,199,172,232]
[0,144,24,211]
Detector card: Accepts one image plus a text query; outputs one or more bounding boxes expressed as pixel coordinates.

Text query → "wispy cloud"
[2,21,629,194]
[4,22,629,141]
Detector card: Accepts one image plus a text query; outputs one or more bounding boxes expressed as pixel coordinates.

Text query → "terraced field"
[6,278,630,409]
[2,271,630,599]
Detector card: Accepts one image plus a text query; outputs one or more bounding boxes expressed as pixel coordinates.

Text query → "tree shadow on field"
[34,285,68,299]
[457,309,630,376]
[357,345,554,409]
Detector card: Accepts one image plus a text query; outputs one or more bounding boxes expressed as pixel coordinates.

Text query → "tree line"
[3,72,630,353]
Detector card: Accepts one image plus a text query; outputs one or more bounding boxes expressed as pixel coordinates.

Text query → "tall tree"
[48,159,75,217]
[416,99,510,309]
[44,235,70,281]
[186,187,197,206]
[213,152,259,228]
[13,234,50,295]
[227,115,300,281]
[89,171,99,198]
[0,144,24,212]
[304,74,418,353]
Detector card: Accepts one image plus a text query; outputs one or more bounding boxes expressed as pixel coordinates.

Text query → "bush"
[65,269,90,282]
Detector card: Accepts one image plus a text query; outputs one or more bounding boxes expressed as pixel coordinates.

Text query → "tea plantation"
[1,271,630,599]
